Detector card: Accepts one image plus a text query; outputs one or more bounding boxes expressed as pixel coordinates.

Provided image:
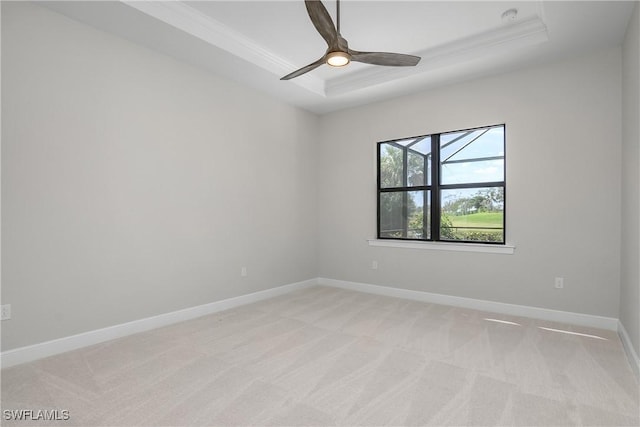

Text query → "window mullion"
[423,154,429,239]
[431,134,440,241]
[376,144,381,239]
[402,146,408,238]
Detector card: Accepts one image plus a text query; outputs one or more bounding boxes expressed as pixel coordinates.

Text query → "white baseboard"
[618,320,640,380]
[1,277,626,370]
[318,278,619,331]
[0,279,317,369]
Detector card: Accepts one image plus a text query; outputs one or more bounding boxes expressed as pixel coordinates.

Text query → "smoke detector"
[501,8,518,23]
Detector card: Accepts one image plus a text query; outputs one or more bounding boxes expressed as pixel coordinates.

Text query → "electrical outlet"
[372,261,378,270]
[554,277,564,289]
[241,267,247,277]
[1,304,11,321]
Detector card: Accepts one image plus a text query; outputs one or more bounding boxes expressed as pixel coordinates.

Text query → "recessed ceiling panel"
[40,0,636,114]
[186,1,543,80]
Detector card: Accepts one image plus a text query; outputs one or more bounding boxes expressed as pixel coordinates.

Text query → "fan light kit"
[281,0,421,80]
[326,51,350,67]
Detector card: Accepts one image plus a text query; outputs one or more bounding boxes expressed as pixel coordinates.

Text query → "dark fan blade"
[350,50,421,67]
[305,0,337,46]
[281,57,325,80]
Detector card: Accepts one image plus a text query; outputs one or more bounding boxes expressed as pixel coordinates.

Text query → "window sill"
[367,239,515,254]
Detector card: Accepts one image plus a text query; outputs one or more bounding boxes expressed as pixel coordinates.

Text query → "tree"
[380,144,425,187]
[443,188,504,216]
[440,213,457,239]
[379,144,426,237]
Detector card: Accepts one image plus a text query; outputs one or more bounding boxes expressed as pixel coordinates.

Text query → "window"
[377,124,505,244]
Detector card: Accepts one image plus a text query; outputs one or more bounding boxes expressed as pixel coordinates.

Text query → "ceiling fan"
[281,0,421,80]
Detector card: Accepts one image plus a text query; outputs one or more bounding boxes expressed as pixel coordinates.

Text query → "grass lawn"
[447,212,503,229]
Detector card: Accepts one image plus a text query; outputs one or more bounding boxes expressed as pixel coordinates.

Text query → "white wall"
[621,3,640,357]
[317,48,623,318]
[1,2,318,351]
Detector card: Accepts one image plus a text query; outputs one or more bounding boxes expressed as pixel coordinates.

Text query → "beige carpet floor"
[1,285,638,426]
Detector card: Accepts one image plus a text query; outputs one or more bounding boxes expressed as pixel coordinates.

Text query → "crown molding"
[326,15,549,97]
[121,0,326,96]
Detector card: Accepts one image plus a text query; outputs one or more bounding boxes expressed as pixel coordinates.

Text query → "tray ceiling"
[40,1,634,114]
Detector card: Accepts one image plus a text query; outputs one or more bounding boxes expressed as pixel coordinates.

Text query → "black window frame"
[377,124,506,245]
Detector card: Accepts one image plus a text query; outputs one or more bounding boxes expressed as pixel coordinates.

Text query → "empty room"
[1,0,639,426]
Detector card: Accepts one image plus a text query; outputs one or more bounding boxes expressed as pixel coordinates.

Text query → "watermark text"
[3,409,70,421]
